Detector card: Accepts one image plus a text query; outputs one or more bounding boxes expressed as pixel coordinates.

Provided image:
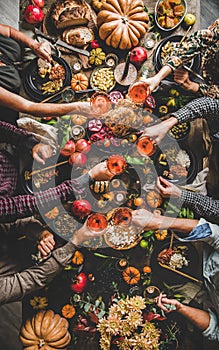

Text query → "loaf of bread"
[62,27,94,47]
[51,0,91,29]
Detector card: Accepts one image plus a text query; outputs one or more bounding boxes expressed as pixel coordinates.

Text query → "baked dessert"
[62,27,94,47]
[51,0,91,29]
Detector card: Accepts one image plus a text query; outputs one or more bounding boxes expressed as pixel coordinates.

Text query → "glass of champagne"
[107,154,127,175]
[112,207,132,227]
[87,212,108,233]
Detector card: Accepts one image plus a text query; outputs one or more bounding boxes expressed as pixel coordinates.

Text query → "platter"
[153,35,201,81]
[23,55,72,102]
[150,240,200,285]
[153,143,197,184]
[155,0,187,32]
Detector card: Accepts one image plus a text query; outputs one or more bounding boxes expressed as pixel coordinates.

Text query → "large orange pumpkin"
[97,0,149,50]
[20,310,71,349]
[122,266,141,285]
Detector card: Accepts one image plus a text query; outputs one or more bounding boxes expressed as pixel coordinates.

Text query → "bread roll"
[62,27,94,47]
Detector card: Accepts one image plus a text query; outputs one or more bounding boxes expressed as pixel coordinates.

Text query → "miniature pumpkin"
[92,0,106,11]
[20,310,71,349]
[146,191,163,208]
[71,73,89,91]
[97,0,149,50]
[62,304,76,319]
[122,266,141,285]
[142,265,152,274]
[154,229,168,240]
[71,114,87,125]
[72,250,84,265]
[89,47,106,65]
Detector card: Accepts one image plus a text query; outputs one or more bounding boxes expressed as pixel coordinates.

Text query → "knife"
[34,28,90,57]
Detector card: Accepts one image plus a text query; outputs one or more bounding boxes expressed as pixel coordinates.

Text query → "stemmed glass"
[107,154,127,175]
[87,212,108,233]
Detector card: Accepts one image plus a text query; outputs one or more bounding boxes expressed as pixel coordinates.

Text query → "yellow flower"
[30,296,48,310]
[128,295,146,311]
[125,311,143,329]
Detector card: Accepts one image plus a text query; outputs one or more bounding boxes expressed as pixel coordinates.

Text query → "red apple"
[71,199,92,217]
[71,272,87,293]
[60,140,75,157]
[24,5,44,24]
[130,47,148,68]
[69,152,87,167]
[32,0,45,8]
[75,139,91,154]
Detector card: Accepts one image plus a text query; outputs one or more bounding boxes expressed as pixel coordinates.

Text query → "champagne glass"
[87,212,108,233]
[107,154,127,175]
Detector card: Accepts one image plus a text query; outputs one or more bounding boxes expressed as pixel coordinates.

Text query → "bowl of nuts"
[90,66,116,93]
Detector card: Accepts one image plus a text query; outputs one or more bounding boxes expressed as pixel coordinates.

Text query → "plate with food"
[154,143,197,184]
[150,240,201,284]
[53,211,79,241]
[104,208,142,250]
[23,55,72,102]
[89,66,116,93]
[153,35,201,81]
[155,0,187,31]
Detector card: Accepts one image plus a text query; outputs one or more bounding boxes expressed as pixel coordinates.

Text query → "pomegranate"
[69,152,87,167]
[71,199,92,217]
[24,5,44,24]
[90,40,100,49]
[71,272,87,293]
[32,0,45,8]
[60,140,75,157]
[75,139,91,154]
[130,47,148,68]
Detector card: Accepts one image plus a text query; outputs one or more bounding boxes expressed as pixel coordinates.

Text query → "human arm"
[0,162,113,222]
[0,23,51,62]
[0,222,104,305]
[156,294,210,332]
[0,121,53,164]
[143,97,219,143]
[132,208,198,233]
[0,87,93,117]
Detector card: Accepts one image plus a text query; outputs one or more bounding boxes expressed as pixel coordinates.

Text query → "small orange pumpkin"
[122,266,141,285]
[71,114,87,125]
[142,265,152,274]
[71,73,89,91]
[72,251,84,265]
[154,229,168,241]
[62,304,76,319]
[146,191,163,208]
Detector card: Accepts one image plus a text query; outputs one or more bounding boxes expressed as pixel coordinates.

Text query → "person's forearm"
[154,65,173,84]
[0,88,88,117]
[0,120,38,149]
[0,241,76,305]
[176,303,210,332]
[0,173,89,222]
[180,191,219,223]
[171,97,219,124]
[151,215,198,233]
[0,24,37,50]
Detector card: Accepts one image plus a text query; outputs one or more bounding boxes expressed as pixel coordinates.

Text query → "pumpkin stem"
[38,339,46,348]
[121,16,128,24]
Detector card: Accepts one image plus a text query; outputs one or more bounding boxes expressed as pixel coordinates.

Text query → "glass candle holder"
[61,88,75,103]
[144,32,157,50]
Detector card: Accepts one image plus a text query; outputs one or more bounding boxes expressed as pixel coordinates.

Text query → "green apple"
[184,14,196,27]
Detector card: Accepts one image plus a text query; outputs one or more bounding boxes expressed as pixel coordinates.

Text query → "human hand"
[89,161,114,181]
[32,41,51,62]
[132,209,159,230]
[156,293,181,313]
[70,220,105,246]
[139,76,161,94]
[70,101,101,118]
[174,67,199,93]
[32,143,53,165]
[37,230,55,258]
[156,177,182,198]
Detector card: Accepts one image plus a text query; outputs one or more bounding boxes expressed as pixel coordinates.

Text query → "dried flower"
[97,296,160,350]
[30,296,48,310]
